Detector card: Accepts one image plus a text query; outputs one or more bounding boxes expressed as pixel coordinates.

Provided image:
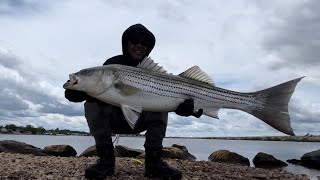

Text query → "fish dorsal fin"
[179,66,215,86]
[137,57,167,73]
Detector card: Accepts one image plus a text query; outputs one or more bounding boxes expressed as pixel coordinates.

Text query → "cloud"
[0,0,318,136]
[262,0,320,70]
[0,0,48,16]
[0,47,22,68]
[0,46,83,124]
[0,89,29,111]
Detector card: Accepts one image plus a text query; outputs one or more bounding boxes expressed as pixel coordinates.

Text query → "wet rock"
[288,149,320,170]
[172,144,196,160]
[43,145,77,157]
[287,149,320,169]
[208,149,250,166]
[115,145,144,157]
[287,159,303,165]
[0,140,47,156]
[300,149,320,169]
[253,152,287,168]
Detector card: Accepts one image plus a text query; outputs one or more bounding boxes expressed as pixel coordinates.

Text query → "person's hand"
[174,99,203,118]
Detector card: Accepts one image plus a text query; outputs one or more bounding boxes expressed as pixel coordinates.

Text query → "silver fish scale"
[112,66,265,110]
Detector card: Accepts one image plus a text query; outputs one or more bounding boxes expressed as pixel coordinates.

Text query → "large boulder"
[287,149,320,170]
[79,145,97,157]
[115,145,144,157]
[208,150,250,166]
[172,144,196,161]
[79,145,120,157]
[301,149,320,169]
[253,152,287,168]
[162,147,185,159]
[43,145,77,157]
[0,140,47,156]
[137,147,184,159]
[138,144,196,160]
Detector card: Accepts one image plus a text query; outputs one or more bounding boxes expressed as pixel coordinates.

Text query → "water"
[1,134,319,179]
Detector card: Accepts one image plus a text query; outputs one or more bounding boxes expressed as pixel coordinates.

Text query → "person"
[65,23,202,179]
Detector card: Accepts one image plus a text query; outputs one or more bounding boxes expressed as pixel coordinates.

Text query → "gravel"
[0,152,310,180]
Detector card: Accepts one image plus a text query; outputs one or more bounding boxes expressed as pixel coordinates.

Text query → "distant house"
[0,127,8,134]
[13,128,21,134]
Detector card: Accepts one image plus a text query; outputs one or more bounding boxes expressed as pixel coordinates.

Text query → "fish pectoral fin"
[179,66,215,86]
[114,82,141,95]
[203,106,221,119]
[121,104,143,129]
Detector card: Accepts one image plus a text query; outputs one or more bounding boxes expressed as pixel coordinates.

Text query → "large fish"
[63,57,303,135]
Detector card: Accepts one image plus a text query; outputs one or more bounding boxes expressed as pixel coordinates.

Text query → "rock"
[79,145,120,157]
[300,149,320,169]
[287,159,303,165]
[138,145,196,160]
[253,152,287,168]
[43,145,77,157]
[208,150,250,166]
[172,144,196,160]
[0,140,47,156]
[115,145,144,157]
[79,145,97,157]
[163,147,185,159]
[172,144,188,152]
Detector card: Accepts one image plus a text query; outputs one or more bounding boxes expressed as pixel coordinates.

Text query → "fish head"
[63,66,117,96]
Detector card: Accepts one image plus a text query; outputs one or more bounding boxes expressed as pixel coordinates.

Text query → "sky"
[0,0,319,137]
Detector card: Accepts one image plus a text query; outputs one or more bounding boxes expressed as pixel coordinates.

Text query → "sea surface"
[1,134,319,179]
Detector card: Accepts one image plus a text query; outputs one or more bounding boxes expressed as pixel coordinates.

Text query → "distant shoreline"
[165,135,320,142]
[2,133,320,142]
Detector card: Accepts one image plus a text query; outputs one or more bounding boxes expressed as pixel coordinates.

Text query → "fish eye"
[80,69,93,76]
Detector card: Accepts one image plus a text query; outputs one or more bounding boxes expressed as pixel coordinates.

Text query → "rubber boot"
[145,146,182,179]
[85,144,115,179]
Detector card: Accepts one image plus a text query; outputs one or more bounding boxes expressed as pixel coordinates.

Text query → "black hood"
[122,24,156,61]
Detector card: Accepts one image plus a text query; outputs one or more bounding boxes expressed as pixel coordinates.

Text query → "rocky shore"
[0,152,310,180]
[0,140,319,179]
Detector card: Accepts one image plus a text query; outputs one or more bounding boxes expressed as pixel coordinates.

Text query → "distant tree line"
[0,124,90,136]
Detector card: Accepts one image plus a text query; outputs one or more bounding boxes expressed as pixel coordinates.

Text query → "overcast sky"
[0,0,319,137]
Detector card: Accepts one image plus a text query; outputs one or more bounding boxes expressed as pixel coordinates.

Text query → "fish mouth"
[63,74,78,89]
[68,79,78,85]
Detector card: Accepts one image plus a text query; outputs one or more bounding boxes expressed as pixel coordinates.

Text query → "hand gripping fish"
[63,57,303,136]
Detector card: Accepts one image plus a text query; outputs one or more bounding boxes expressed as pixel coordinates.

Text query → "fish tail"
[245,77,304,136]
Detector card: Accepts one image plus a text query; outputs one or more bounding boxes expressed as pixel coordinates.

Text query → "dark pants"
[84,101,168,148]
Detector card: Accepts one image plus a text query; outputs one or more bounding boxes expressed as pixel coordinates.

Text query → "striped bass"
[63,57,303,136]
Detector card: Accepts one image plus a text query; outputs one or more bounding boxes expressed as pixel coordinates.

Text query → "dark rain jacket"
[65,23,156,102]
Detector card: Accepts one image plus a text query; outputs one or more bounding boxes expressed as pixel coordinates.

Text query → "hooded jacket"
[103,23,156,66]
[65,24,156,102]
